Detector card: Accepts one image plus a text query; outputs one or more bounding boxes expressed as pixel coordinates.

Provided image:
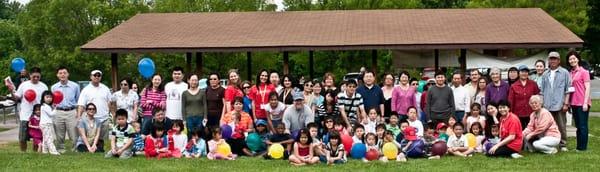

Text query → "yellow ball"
[382,142,398,160]
[466,133,477,148]
[268,143,285,159]
[216,143,231,156]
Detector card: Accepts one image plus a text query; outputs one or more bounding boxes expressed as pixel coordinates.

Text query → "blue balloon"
[11,58,25,73]
[220,125,233,139]
[406,139,425,158]
[350,143,367,159]
[138,57,155,79]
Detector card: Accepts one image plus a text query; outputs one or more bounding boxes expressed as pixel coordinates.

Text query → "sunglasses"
[243,86,251,89]
[305,84,313,87]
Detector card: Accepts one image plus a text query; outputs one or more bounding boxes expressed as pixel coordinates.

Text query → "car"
[580,60,595,80]
[343,72,361,82]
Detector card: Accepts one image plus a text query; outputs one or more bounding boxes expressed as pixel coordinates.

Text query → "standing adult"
[164,67,188,120]
[356,70,385,120]
[321,72,339,97]
[302,80,315,108]
[311,81,325,123]
[270,71,283,94]
[488,100,523,158]
[249,70,275,121]
[206,72,226,128]
[450,73,470,124]
[473,78,488,112]
[279,75,297,106]
[224,69,243,113]
[110,78,139,123]
[567,50,591,151]
[391,71,416,120]
[425,71,455,126]
[523,95,560,154]
[51,66,80,152]
[508,65,540,129]
[139,74,166,134]
[337,79,366,129]
[540,51,572,151]
[282,92,314,133]
[485,67,510,104]
[465,69,481,102]
[77,70,112,149]
[381,73,395,121]
[507,67,519,86]
[10,67,48,152]
[531,60,546,90]
[181,74,207,137]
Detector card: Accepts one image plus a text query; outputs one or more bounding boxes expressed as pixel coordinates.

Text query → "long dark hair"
[145,74,165,92]
[256,69,270,86]
[40,90,53,105]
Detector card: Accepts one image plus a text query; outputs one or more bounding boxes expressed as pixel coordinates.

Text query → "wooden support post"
[195,52,203,76]
[247,52,252,80]
[371,50,378,76]
[309,51,314,79]
[283,51,289,75]
[110,53,118,91]
[460,49,467,74]
[434,49,440,71]
[186,52,192,75]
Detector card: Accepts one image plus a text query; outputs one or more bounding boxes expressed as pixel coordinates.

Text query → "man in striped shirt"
[337,79,366,129]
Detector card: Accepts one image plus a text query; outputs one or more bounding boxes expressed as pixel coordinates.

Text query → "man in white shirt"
[10,67,48,152]
[450,73,470,124]
[165,67,188,120]
[77,70,112,147]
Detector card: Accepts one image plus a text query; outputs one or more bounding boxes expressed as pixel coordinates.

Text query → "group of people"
[11,50,590,164]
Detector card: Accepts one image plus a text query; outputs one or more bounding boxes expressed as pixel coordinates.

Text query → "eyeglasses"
[93,74,102,77]
[305,84,313,87]
[243,86,251,89]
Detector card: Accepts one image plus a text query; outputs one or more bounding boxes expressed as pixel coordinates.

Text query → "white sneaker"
[428,155,440,160]
[511,153,523,159]
[549,148,558,154]
[561,147,569,152]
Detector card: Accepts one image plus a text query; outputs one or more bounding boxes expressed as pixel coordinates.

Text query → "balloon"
[431,141,448,156]
[350,143,367,159]
[11,57,25,73]
[216,143,231,156]
[24,89,36,103]
[484,142,495,154]
[406,139,425,158]
[466,133,477,148]
[138,57,155,79]
[220,125,232,139]
[246,133,264,152]
[365,149,379,161]
[341,134,353,155]
[52,91,64,105]
[268,143,285,159]
[382,143,398,160]
[417,80,426,93]
[291,130,300,140]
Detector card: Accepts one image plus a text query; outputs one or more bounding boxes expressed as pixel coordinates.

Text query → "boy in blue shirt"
[105,109,135,159]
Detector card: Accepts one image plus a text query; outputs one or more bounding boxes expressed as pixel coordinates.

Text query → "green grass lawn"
[1,119,600,172]
[0,127,9,132]
[592,99,600,112]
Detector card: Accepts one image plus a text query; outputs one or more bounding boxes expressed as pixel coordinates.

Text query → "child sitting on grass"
[144,123,169,159]
[131,122,144,155]
[307,122,324,156]
[207,126,237,160]
[184,128,206,158]
[447,123,474,157]
[321,131,346,165]
[289,129,320,166]
[362,133,381,162]
[264,123,294,159]
[105,109,135,159]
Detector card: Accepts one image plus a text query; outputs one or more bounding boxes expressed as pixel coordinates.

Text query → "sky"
[10,0,286,11]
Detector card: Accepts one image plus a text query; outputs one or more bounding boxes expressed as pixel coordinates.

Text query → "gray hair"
[529,95,543,105]
[490,67,501,75]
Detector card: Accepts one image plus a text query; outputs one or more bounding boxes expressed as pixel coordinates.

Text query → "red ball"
[341,134,353,155]
[431,141,448,156]
[365,149,379,161]
[52,91,64,105]
[24,89,36,103]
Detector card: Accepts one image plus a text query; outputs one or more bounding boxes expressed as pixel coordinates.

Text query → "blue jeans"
[142,116,153,135]
[186,116,204,138]
[319,155,345,164]
[454,111,465,124]
[572,106,589,150]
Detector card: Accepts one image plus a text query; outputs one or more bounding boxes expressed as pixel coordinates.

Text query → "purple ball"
[221,125,233,139]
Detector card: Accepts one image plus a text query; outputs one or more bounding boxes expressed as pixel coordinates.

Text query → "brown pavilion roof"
[81,8,583,53]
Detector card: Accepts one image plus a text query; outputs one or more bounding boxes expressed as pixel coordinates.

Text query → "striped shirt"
[336,91,364,122]
[140,88,167,116]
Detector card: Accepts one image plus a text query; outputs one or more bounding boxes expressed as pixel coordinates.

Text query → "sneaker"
[549,148,558,155]
[511,153,523,159]
[428,155,440,160]
[362,158,369,163]
[396,157,407,162]
[560,147,569,152]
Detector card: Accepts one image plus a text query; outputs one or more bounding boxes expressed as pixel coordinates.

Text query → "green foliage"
[585,0,599,64]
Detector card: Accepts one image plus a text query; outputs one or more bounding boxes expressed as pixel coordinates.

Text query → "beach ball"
[220,125,232,139]
[246,133,264,152]
[350,143,367,159]
[431,141,448,156]
[341,134,353,155]
[216,143,231,156]
[382,143,398,160]
[406,139,425,158]
[365,149,379,161]
[268,143,285,159]
[466,133,477,148]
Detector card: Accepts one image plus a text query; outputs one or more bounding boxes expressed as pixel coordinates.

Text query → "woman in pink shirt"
[391,71,416,120]
[523,95,560,154]
[568,50,591,151]
[140,74,167,134]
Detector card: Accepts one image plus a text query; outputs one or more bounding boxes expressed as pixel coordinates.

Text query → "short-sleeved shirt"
[264,102,286,121]
[269,133,292,147]
[326,143,346,160]
[206,86,225,116]
[78,83,112,122]
[570,67,592,106]
[51,81,80,109]
[500,113,523,152]
[111,91,139,122]
[76,117,102,146]
[111,124,136,148]
[447,134,468,148]
[224,85,243,103]
[337,91,364,122]
[165,82,188,120]
[15,81,48,121]
[248,83,275,119]
[356,85,385,112]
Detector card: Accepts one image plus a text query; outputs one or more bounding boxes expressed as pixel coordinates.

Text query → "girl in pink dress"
[28,104,42,152]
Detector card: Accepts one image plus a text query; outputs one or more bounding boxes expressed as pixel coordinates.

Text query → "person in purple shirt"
[486,67,510,104]
[356,70,385,120]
